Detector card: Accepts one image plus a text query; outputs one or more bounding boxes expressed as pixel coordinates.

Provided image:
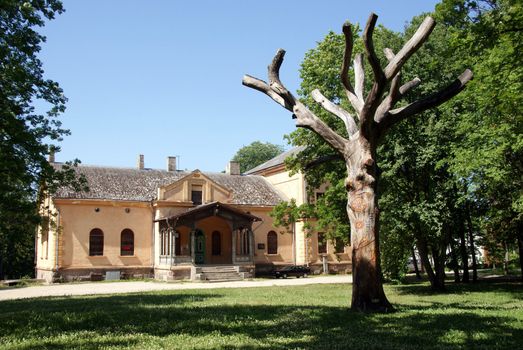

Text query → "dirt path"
[0,275,352,301]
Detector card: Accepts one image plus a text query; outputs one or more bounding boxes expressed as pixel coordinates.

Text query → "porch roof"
[155,201,261,227]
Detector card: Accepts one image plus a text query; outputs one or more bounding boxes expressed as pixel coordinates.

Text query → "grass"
[0,281,522,349]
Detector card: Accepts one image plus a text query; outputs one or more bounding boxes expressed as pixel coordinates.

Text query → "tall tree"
[437,0,523,280]
[243,13,472,311]
[0,1,85,279]
[232,141,284,173]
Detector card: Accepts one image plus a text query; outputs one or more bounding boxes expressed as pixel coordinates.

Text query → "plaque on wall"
[257,243,265,250]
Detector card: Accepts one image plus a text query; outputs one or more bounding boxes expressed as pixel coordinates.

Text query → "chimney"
[226,161,240,175]
[167,156,176,172]
[137,154,144,170]
[48,149,55,163]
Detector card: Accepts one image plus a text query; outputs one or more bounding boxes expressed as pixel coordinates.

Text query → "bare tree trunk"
[412,247,422,280]
[465,203,478,282]
[458,216,470,283]
[347,159,391,312]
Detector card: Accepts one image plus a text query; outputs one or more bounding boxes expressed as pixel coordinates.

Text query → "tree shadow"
[0,288,521,349]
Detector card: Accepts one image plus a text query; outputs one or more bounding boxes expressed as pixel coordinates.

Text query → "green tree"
[232,141,284,173]
[0,1,85,279]
[436,0,523,280]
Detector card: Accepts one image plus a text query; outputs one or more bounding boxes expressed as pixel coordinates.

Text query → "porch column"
[190,230,195,264]
[232,227,237,264]
[248,228,254,263]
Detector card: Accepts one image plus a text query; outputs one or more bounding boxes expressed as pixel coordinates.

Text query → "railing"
[159,256,192,266]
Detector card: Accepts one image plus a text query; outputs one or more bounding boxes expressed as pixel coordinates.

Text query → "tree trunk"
[432,246,447,291]
[347,155,392,312]
[517,229,523,282]
[449,242,461,283]
[465,203,478,282]
[458,216,470,283]
[412,247,422,280]
[503,241,509,275]
[416,237,437,285]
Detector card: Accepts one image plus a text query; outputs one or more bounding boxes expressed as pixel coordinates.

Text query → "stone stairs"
[195,266,243,282]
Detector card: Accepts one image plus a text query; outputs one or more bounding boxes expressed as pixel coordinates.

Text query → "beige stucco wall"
[263,171,307,205]
[54,200,153,270]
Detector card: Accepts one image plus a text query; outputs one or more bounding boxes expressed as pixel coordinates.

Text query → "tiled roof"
[244,146,305,175]
[53,164,283,206]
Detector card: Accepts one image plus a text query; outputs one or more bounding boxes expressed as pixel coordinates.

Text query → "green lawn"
[1,281,522,349]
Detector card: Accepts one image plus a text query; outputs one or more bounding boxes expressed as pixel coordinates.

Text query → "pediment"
[158,170,232,203]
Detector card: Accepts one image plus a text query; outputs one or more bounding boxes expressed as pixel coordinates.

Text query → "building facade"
[36,150,351,282]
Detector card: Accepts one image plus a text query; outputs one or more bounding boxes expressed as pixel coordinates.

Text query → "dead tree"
[243,13,472,312]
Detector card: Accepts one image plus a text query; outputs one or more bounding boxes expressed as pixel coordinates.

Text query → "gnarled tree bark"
[243,13,472,312]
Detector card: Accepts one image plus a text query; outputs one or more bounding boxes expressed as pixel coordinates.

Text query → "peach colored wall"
[247,207,294,265]
[193,216,233,264]
[55,200,153,269]
[36,196,58,271]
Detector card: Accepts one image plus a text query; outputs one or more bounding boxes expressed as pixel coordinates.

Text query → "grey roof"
[53,164,283,206]
[244,146,305,175]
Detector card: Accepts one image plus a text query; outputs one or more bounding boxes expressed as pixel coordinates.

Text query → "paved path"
[0,275,352,301]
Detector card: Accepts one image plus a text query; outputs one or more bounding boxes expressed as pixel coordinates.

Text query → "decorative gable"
[158,170,232,204]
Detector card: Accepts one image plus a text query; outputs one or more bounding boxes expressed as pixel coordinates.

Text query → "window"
[212,231,221,256]
[121,229,134,256]
[191,185,203,205]
[160,228,171,256]
[89,228,104,256]
[267,231,278,254]
[236,228,249,256]
[317,232,327,254]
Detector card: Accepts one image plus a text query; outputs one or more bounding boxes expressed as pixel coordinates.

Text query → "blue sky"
[40,0,441,172]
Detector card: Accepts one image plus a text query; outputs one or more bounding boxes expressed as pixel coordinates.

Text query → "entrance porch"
[154,202,260,280]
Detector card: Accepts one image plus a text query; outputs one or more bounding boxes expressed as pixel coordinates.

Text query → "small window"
[121,229,134,256]
[267,231,278,254]
[191,190,202,205]
[212,231,221,256]
[89,228,104,256]
[317,232,327,254]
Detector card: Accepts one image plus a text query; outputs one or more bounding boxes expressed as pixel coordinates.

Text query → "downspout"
[55,207,61,274]
[150,199,155,276]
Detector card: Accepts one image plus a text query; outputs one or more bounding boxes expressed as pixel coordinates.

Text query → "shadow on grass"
[393,279,523,297]
[0,287,522,349]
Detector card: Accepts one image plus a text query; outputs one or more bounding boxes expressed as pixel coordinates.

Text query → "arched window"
[89,228,104,256]
[267,231,278,254]
[212,231,221,256]
[121,229,134,256]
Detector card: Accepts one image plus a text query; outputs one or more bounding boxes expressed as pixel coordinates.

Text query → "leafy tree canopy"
[0,0,86,278]
[232,141,284,174]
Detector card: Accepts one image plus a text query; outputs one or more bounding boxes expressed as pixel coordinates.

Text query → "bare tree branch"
[311,89,358,137]
[363,13,385,85]
[384,16,436,80]
[242,75,294,111]
[341,23,364,115]
[399,78,421,95]
[379,69,473,131]
[243,49,349,155]
[353,54,365,104]
[360,13,386,135]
